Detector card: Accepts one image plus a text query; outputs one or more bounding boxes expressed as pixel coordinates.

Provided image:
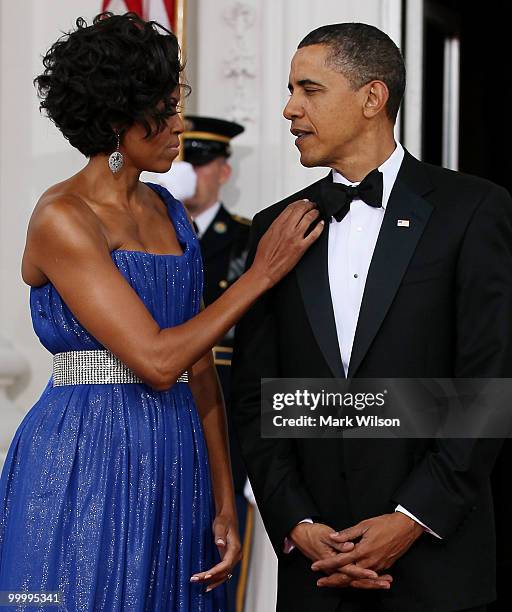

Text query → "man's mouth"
[291,128,313,145]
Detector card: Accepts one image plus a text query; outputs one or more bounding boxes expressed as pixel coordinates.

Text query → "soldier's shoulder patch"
[231,214,252,226]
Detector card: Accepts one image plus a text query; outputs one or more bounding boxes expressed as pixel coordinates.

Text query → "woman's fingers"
[205,573,232,592]
[190,561,228,583]
[251,198,323,287]
[296,207,321,235]
[303,218,325,244]
[212,521,229,554]
[190,537,240,584]
[285,199,321,231]
[189,560,231,585]
[274,199,313,227]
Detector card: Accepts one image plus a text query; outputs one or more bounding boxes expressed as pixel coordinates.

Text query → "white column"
[403,0,424,158]
[442,36,460,171]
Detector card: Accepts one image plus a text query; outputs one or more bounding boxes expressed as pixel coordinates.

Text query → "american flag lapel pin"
[397,219,410,228]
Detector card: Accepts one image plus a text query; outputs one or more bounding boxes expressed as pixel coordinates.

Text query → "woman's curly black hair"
[34,12,188,157]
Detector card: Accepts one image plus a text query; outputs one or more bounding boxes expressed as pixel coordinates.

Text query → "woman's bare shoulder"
[32,182,103,233]
[22,182,110,286]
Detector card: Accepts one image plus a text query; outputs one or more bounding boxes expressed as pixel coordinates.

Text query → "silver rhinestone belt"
[52,350,188,386]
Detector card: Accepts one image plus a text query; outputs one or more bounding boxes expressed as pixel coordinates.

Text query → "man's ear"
[219,161,232,185]
[362,80,390,119]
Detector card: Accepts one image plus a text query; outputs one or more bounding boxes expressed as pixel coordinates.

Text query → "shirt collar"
[331,141,405,210]
[193,201,222,238]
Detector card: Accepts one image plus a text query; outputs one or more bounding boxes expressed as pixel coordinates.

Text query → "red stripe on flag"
[162,0,176,31]
[125,0,144,14]
[101,1,144,16]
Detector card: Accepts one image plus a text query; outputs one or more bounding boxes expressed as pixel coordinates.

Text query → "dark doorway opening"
[421,1,512,194]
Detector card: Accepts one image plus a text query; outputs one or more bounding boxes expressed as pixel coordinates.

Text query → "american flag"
[101,0,180,33]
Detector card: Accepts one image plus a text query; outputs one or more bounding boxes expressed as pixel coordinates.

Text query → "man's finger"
[329,523,368,543]
[349,578,392,590]
[311,552,367,574]
[318,574,393,589]
[334,563,379,581]
[316,573,351,589]
[327,540,355,554]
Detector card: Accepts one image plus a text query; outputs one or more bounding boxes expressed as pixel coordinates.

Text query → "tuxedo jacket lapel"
[348,152,434,377]
[295,174,345,378]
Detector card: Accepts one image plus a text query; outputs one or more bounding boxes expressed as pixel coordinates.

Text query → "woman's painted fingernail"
[216,538,225,546]
[206,586,212,592]
[190,576,199,582]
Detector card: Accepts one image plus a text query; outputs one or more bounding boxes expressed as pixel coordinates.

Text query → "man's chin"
[299,153,321,168]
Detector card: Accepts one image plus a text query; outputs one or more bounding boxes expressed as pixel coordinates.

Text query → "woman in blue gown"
[0,12,323,612]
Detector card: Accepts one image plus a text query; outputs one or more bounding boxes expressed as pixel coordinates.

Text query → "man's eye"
[305,89,320,94]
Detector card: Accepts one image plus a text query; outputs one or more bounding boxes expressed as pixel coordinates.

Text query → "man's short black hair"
[34,12,188,157]
[298,23,406,122]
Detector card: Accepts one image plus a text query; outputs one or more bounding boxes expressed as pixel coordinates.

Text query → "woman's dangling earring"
[108,131,124,174]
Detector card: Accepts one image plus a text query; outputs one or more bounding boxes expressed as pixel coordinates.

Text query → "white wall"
[192,0,402,218]
[0,1,97,413]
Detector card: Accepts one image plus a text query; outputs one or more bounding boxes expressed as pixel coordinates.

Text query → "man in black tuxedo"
[231,23,512,612]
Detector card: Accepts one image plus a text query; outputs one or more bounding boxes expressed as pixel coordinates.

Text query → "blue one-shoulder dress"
[0,184,226,611]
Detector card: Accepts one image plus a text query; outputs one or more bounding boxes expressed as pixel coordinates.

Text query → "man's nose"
[283,96,302,120]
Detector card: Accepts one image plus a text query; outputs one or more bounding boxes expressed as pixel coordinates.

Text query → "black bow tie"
[318,168,384,222]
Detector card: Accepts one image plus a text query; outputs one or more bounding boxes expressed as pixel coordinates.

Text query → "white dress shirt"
[193,201,222,238]
[284,143,440,553]
[329,143,404,376]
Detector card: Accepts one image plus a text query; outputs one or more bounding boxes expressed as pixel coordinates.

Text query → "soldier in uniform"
[182,116,253,612]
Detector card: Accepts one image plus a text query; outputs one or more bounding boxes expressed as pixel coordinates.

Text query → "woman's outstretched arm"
[23,194,323,389]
